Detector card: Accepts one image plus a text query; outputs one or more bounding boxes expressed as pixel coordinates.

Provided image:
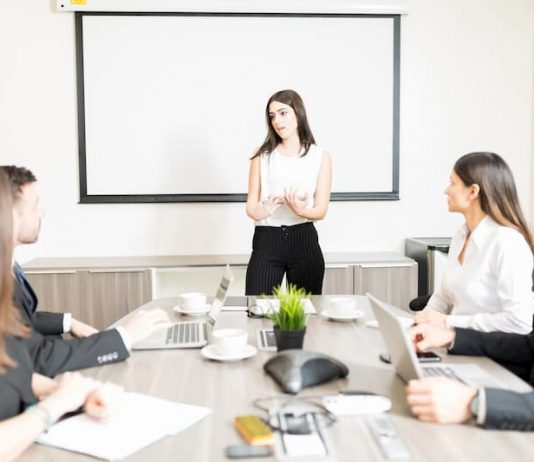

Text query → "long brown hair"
[454,152,534,254]
[0,170,29,374]
[252,89,316,159]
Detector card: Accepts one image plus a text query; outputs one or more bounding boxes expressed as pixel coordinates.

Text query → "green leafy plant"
[266,284,310,331]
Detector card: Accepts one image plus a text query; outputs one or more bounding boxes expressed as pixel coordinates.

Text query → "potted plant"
[267,284,309,351]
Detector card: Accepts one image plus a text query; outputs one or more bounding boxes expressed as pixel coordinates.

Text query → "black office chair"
[409,294,431,311]
[409,269,534,312]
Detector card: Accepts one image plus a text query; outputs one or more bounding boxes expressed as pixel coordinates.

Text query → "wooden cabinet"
[323,265,354,294]
[355,265,417,311]
[24,270,80,314]
[323,260,417,310]
[25,269,152,330]
[23,252,417,330]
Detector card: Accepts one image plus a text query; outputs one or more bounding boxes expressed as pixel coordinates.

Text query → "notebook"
[37,392,210,461]
[132,265,233,349]
[367,293,502,388]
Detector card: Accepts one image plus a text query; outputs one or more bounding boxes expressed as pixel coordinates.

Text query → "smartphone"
[379,351,441,364]
[417,351,442,363]
[225,444,272,459]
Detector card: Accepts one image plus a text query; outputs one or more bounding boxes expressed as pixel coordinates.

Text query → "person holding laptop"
[406,322,534,430]
[415,152,534,334]
[245,89,332,296]
[0,170,124,461]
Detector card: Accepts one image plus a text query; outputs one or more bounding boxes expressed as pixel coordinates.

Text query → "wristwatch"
[469,390,480,419]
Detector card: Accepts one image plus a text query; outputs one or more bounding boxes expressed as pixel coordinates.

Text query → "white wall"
[1,0,533,262]
[531,3,534,226]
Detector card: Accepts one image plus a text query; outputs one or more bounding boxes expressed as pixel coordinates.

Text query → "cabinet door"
[355,265,417,311]
[24,271,83,317]
[153,266,247,298]
[81,270,152,329]
[322,266,354,294]
[387,265,418,310]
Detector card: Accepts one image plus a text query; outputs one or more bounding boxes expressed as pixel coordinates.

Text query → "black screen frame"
[75,12,401,204]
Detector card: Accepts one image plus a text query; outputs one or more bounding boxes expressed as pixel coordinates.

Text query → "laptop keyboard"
[165,322,205,345]
[422,366,464,383]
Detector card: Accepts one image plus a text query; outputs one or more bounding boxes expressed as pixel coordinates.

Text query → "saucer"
[365,317,413,329]
[173,304,211,316]
[200,344,257,362]
[322,308,365,322]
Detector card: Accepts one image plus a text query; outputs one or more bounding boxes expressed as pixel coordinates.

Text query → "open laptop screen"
[208,265,234,325]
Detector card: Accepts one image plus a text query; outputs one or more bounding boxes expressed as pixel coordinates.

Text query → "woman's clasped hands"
[255,195,284,220]
[283,187,309,217]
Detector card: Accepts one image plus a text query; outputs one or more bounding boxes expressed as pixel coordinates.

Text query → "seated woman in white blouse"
[415,152,534,334]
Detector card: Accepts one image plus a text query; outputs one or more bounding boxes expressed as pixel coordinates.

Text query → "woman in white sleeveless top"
[245,90,332,295]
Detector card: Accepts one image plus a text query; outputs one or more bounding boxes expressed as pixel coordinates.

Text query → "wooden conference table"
[20,296,534,462]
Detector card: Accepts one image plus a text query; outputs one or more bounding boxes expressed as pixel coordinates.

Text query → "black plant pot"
[273,326,306,351]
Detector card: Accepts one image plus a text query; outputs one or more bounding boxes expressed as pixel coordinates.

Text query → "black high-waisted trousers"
[245,222,325,295]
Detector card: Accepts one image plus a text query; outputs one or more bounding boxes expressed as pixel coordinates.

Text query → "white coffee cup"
[329,297,357,315]
[211,328,248,356]
[180,292,207,312]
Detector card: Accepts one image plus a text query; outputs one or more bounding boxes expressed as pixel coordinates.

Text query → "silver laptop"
[133,266,234,350]
[367,293,502,388]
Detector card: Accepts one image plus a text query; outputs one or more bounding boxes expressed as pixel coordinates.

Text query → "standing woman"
[0,171,119,461]
[246,90,332,295]
[416,152,534,334]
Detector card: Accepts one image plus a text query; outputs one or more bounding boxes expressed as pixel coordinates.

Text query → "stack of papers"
[38,392,210,460]
[255,298,317,314]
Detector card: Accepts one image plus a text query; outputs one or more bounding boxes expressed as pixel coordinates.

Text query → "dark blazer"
[24,328,129,378]
[451,328,534,431]
[13,274,130,378]
[13,263,64,336]
[0,336,37,420]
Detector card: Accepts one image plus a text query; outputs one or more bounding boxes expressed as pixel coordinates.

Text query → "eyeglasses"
[246,303,270,319]
[246,298,281,319]
[252,395,337,432]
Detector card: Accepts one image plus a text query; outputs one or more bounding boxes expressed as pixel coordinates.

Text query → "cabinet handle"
[359,263,416,268]
[24,270,76,275]
[88,269,146,274]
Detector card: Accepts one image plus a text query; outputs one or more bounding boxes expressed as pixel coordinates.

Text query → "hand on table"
[409,323,456,352]
[120,308,172,344]
[406,377,477,424]
[84,383,124,420]
[70,318,99,338]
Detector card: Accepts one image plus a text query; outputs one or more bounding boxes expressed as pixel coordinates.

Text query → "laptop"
[132,266,234,350]
[367,293,502,388]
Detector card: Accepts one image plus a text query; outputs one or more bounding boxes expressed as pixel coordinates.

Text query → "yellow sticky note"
[71,0,87,4]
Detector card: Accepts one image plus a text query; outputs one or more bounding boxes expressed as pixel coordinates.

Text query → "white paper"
[255,298,317,315]
[282,433,327,457]
[37,392,210,461]
[221,305,248,312]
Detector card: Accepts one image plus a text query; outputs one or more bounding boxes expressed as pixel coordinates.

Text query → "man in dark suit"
[406,323,534,431]
[5,165,97,338]
[2,165,171,377]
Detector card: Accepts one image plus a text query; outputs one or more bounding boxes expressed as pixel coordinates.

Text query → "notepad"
[37,392,210,461]
[255,298,317,314]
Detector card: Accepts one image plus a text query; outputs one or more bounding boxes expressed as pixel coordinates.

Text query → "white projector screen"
[76,13,400,203]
